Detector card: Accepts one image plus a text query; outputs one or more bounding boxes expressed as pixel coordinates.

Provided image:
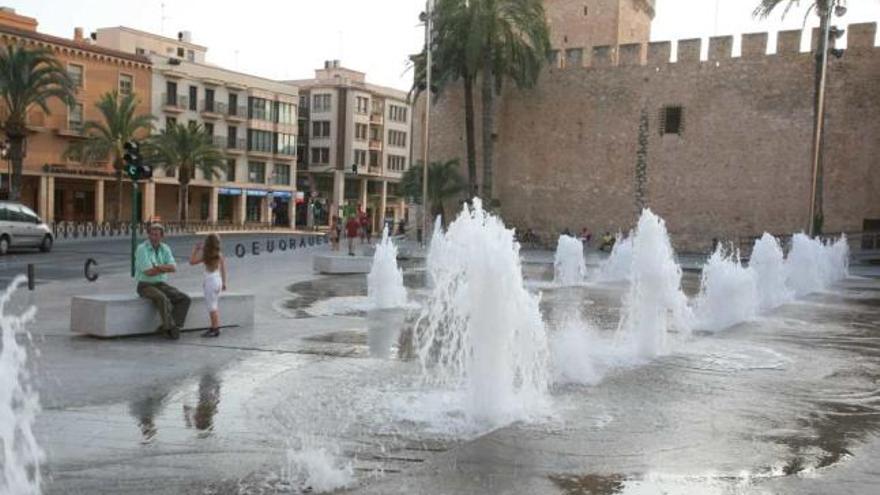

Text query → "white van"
[0,201,54,254]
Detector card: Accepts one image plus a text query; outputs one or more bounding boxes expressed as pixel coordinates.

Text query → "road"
[0,232,323,286]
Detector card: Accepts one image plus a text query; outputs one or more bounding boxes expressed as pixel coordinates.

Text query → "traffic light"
[123,140,152,181]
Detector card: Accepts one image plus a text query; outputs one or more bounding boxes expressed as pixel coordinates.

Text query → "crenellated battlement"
[548,22,878,69]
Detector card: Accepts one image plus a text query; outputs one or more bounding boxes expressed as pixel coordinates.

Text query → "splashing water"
[554,235,587,286]
[367,226,408,309]
[616,210,692,359]
[786,233,849,297]
[693,247,759,332]
[281,439,353,493]
[414,199,549,424]
[597,232,634,282]
[549,311,600,385]
[750,233,794,311]
[1,276,42,495]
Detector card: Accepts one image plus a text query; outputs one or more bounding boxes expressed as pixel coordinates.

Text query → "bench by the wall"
[70,292,255,338]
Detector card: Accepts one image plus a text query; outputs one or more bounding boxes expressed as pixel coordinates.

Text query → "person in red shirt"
[345,215,360,256]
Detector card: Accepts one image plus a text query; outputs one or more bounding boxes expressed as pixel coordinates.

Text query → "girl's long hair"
[204,234,222,271]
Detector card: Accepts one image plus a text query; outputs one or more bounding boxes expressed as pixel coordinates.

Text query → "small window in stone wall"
[659,106,684,136]
[565,48,583,68]
[547,50,560,68]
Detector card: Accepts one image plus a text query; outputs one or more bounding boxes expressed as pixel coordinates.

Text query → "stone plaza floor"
[5,239,880,494]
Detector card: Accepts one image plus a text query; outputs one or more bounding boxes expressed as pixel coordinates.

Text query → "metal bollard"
[27,263,35,291]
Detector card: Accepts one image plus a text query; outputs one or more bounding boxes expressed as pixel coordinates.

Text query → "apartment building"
[0,8,152,223]
[287,61,411,230]
[95,27,299,226]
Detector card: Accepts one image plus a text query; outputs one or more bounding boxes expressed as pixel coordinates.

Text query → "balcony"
[225,137,246,153]
[201,100,226,118]
[57,122,86,138]
[162,93,188,113]
[369,139,383,151]
[225,105,247,121]
[369,113,384,125]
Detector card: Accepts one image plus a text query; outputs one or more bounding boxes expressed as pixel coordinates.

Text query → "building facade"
[0,8,152,223]
[287,61,411,231]
[415,13,880,250]
[94,27,299,227]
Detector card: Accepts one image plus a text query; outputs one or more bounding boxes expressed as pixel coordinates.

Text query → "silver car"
[0,201,54,254]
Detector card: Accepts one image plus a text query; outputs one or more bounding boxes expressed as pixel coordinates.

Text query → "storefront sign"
[296,191,306,204]
[246,189,268,197]
[273,191,293,199]
[218,188,242,196]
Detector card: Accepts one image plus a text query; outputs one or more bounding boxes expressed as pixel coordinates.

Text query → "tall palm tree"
[0,44,75,201]
[64,91,153,222]
[414,0,549,204]
[144,122,224,222]
[473,0,550,207]
[401,158,466,225]
[753,0,845,234]
[412,0,480,197]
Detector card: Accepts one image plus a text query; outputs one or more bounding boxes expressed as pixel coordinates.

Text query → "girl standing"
[190,233,227,337]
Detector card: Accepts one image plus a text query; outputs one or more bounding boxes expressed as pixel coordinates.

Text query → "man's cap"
[149,223,165,233]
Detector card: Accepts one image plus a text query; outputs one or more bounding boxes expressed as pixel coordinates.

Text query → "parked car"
[0,201,54,254]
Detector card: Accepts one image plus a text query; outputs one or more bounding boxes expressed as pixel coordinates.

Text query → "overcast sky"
[6,0,879,90]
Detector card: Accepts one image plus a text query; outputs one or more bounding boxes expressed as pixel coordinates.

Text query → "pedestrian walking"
[345,215,360,256]
[189,233,227,338]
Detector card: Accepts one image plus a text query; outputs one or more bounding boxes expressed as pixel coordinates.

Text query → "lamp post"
[421,0,433,248]
[807,2,846,237]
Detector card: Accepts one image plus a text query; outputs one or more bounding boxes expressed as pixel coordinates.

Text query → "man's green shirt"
[134,241,177,283]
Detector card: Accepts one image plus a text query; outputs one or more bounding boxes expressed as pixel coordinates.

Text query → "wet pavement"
[6,241,880,494]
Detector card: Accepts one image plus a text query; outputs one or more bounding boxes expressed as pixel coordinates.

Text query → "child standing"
[190,233,227,337]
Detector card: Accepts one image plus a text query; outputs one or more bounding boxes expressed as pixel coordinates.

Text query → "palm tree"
[401,158,466,225]
[0,44,75,201]
[412,0,480,197]
[64,91,153,222]
[753,0,845,234]
[414,0,550,204]
[144,122,224,222]
[473,0,550,207]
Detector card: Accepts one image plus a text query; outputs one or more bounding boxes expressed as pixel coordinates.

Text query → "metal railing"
[226,105,248,118]
[51,220,315,242]
[227,138,246,150]
[162,93,188,109]
[201,100,228,114]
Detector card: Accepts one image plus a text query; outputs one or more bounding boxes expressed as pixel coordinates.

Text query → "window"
[277,102,296,125]
[355,123,368,140]
[248,129,274,153]
[312,121,331,138]
[204,122,214,136]
[371,99,384,115]
[248,161,266,183]
[275,133,296,155]
[227,126,238,148]
[388,130,407,148]
[68,102,84,130]
[229,93,239,115]
[354,149,367,166]
[548,50,560,68]
[165,116,177,129]
[226,159,236,182]
[310,147,329,164]
[248,97,272,121]
[118,74,133,96]
[189,86,198,111]
[389,105,408,122]
[135,47,146,55]
[312,94,331,112]
[187,49,195,61]
[369,126,380,141]
[67,64,84,88]
[273,164,291,185]
[387,155,406,171]
[660,105,684,135]
[205,88,215,112]
[584,5,589,16]
[166,81,178,106]
[356,96,369,114]
[369,150,380,167]
[177,47,185,57]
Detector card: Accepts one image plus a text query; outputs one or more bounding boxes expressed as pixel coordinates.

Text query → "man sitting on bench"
[135,223,191,339]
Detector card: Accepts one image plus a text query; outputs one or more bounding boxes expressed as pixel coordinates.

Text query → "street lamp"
[807,1,846,237]
[420,0,434,248]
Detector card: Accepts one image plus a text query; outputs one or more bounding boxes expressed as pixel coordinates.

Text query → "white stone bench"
[313,254,373,274]
[70,292,255,338]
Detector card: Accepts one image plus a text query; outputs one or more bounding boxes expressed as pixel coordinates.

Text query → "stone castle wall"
[414,23,880,252]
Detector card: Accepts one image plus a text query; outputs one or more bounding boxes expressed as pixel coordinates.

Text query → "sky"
[5,0,879,90]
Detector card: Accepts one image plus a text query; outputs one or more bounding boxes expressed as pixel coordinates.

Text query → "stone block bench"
[313,254,373,274]
[70,292,255,338]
